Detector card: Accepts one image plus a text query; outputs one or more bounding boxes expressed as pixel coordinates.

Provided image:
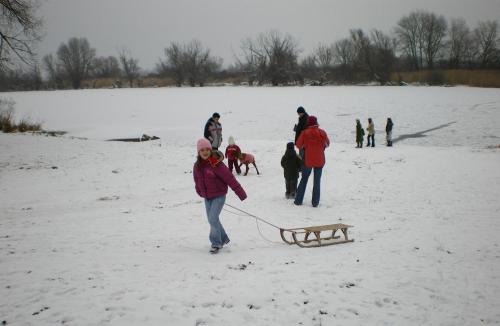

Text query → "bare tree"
[333,38,355,82]
[56,37,95,89]
[313,43,335,84]
[118,49,140,87]
[263,30,300,85]
[158,40,221,87]
[395,11,425,69]
[334,38,355,66]
[370,29,398,84]
[239,30,301,86]
[183,40,220,87]
[93,56,120,78]
[42,53,64,88]
[158,42,184,86]
[447,18,472,68]
[396,10,447,70]
[0,0,42,71]
[298,54,317,83]
[473,20,499,68]
[237,37,267,85]
[421,12,447,68]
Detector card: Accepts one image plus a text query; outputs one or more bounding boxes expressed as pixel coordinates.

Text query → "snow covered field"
[1,86,500,325]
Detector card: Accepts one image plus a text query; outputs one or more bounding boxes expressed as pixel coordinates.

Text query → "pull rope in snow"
[224,203,281,229]
[223,203,283,244]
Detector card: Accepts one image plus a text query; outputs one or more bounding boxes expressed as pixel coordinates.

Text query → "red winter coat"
[295,125,330,168]
[225,144,241,161]
[193,155,247,200]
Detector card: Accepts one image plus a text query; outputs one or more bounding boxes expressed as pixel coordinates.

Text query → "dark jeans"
[228,159,241,174]
[294,166,323,207]
[285,177,298,198]
[367,134,375,147]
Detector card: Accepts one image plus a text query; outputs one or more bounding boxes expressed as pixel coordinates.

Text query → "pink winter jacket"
[193,157,247,200]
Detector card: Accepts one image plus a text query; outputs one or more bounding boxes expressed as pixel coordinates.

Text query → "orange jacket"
[296,126,330,167]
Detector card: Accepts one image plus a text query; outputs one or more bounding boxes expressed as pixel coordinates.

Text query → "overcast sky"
[38,0,500,71]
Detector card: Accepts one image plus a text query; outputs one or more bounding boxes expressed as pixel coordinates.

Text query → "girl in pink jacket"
[193,138,247,254]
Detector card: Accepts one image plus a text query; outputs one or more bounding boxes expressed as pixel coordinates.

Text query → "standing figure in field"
[281,142,302,199]
[386,118,394,147]
[225,136,242,174]
[204,112,223,150]
[356,119,365,148]
[238,152,260,176]
[294,116,330,207]
[366,118,375,147]
[294,106,309,162]
[193,138,247,254]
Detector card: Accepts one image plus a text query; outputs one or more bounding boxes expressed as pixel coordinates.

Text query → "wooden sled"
[280,223,354,248]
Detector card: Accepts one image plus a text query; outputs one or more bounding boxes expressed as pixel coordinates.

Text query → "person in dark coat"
[203,112,223,150]
[386,118,394,146]
[356,119,365,148]
[294,106,309,166]
[294,106,309,143]
[281,142,302,199]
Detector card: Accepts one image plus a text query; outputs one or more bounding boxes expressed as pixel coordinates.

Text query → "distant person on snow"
[225,136,241,175]
[294,116,330,207]
[356,119,365,148]
[386,118,394,147]
[204,112,223,150]
[193,138,247,254]
[366,118,375,147]
[294,106,309,163]
[294,106,309,143]
[281,142,302,199]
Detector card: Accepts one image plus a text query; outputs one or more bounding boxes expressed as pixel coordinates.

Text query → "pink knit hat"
[197,138,212,152]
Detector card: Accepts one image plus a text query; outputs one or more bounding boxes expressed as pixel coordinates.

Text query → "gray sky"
[38,0,500,71]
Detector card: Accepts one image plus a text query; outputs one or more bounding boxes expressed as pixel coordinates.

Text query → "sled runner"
[280,223,354,248]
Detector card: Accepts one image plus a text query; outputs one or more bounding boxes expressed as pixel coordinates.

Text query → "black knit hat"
[287,142,295,149]
[297,106,305,114]
[212,112,220,118]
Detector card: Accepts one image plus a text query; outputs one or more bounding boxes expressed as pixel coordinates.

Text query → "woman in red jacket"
[294,116,330,207]
[193,138,247,253]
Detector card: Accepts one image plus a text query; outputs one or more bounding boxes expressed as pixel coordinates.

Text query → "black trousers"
[367,134,375,147]
[285,177,298,198]
[228,159,241,174]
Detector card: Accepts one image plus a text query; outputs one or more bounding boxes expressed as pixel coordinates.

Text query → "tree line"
[1,1,499,91]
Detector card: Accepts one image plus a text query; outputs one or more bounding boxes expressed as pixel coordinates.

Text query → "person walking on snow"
[356,119,365,148]
[366,118,375,147]
[294,116,330,207]
[193,138,247,254]
[204,112,223,150]
[386,118,394,147]
[225,136,242,174]
[281,142,302,199]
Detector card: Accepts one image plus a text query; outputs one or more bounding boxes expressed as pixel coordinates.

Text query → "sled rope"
[224,203,281,229]
[223,203,282,244]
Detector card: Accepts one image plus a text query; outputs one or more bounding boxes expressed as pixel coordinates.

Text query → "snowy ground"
[1,86,500,325]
